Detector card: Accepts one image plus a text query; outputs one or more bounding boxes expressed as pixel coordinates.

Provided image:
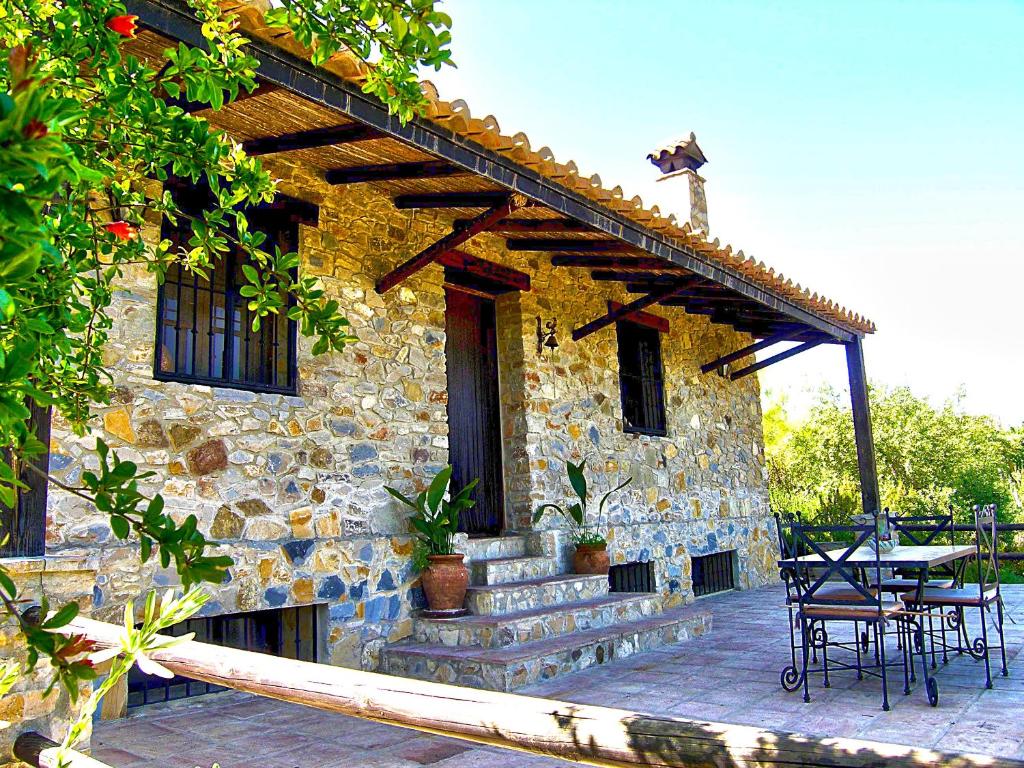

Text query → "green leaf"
[0,288,15,321]
[598,477,632,515]
[41,602,79,630]
[568,502,584,527]
[533,503,563,524]
[426,465,452,512]
[110,515,130,539]
[567,460,587,506]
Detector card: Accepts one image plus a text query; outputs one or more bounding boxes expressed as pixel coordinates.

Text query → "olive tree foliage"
[0,0,451,754]
[766,384,1024,525]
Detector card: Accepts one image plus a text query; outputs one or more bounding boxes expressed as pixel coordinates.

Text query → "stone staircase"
[381,534,712,691]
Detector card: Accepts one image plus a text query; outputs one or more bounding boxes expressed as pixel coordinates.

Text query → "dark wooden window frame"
[0,402,50,558]
[616,319,668,437]
[153,188,313,396]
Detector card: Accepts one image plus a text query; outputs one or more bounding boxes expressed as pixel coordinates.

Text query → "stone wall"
[0,556,96,763]
[42,157,775,677]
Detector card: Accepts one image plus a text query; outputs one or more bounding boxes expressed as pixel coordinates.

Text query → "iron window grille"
[0,402,50,558]
[609,561,656,593]
[616,320,667,436]
[692,550,736,597]
[154,185,307,395]
[127,605,318,708]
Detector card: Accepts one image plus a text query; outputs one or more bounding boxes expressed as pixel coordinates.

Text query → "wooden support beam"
[846,337,881,514]
[376,196,525,293]
[593,271,679,284]
[60,615,1021,768]
[551,255,690,272]
[326,160,466,185]
[700,329,810,374]
[243,123,386,155]
[455,218,591,233]
[14,732,112,768]
[572,281,695,341]
[507,238,633,253]
[729,340,823,380]
[607,301,669,333]
[437,250,531,292]
[393,192,512,209]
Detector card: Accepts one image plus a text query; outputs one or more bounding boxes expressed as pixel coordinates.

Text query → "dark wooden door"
[444,287,504,536]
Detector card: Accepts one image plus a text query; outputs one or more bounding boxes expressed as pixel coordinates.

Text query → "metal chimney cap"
[647,132,708,174]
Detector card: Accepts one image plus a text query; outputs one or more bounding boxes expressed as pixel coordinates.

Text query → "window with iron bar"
[608,561,656,593]
[692,550,736,597]
[616,320,667,436]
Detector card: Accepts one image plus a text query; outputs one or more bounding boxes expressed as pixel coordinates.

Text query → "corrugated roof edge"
[219,0,875,335]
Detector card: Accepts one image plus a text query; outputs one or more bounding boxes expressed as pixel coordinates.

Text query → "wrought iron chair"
[876,507,958,593]
[901,504,1008,688]
[781,515,912,711]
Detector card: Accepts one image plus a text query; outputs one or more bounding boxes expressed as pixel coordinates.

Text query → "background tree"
[0,0,452,757]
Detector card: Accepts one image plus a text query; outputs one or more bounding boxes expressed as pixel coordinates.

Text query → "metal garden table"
[778,544,976,705]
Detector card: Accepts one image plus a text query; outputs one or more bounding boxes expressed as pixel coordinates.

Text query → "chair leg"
[927,610,937,669]
[997,598,1009,677]
[854,619,863,680]
[821,623,830,689]
[900,618,911,695]
[979,604,993,690]
[801,618,812,704]
[940,609,949,665]
[878,621,890,711]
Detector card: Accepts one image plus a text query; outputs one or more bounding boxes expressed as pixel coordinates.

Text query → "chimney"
[647,132,709,235]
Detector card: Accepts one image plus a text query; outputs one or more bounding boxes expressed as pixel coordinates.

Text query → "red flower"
[105,15,139,38]
[22,119,48,140]
[103,221,139,241]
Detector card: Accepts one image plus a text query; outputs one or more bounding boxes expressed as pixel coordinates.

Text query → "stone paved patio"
[92,584,1024,767]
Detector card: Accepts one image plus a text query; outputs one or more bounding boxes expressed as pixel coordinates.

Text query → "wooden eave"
[126,0,870,344]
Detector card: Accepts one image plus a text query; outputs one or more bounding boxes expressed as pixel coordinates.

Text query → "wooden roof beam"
[508,238,633,253]
[376,195,526,293]
[437,250,530,292]
[572,279,701,341]
[167,80,279,115]
[730,340,824,380]
[551,255,690,272]
[393,192,514,209]
[456,218,591,233]
[700,329,812,374]
[326,160,466,185]
[242,123,385,155]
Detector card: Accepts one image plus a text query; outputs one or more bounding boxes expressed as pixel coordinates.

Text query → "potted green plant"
[385,466,478,613]
[533,459,631,575]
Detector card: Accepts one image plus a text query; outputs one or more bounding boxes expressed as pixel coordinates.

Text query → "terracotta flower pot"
[573,543,610,575]
[421,553,469,611]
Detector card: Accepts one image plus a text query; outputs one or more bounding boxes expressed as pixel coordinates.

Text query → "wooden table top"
[778,544,975,569]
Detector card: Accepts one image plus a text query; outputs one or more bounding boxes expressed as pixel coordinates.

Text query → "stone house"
[1,0,879,738]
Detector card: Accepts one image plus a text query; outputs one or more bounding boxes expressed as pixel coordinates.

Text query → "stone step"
[459,535,527,563]
[465,574,609,616]
[469,555,559,586]
[414,593,664,648]
[384,604,712,692]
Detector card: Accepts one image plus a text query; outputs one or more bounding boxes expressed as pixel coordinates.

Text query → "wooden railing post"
[58,615,1024,768]
[13,732,114,768]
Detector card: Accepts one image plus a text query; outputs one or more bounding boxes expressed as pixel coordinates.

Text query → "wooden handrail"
[13,732,113,768]
[61,616,1024,768]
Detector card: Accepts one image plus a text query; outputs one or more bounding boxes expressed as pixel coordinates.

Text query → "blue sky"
[425,0,1024,424]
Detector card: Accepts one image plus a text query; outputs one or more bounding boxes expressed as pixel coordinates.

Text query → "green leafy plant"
[386,466,477,571]
[533,459,632,547]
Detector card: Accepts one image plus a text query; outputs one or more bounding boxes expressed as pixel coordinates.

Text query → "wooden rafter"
[393,192,511,209]
[729,340,824,380]
[592,271,680,284]
[437,250,530,292]
[375,195,527,293]
[550,255,690,272]
[700,329,810,374]
[606,301,669,333]
[507,238,633,253]
[242,123,386,155]
[572,280,700,341]
[457,218,592,233]
[326,160,465,184]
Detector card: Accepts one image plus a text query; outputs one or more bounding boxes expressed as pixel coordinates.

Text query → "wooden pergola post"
[845,337,880,515]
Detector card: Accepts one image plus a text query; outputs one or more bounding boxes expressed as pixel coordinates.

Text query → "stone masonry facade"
[39,156,777,680]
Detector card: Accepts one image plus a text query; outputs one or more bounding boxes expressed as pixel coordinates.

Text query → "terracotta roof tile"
[222,0,875,334]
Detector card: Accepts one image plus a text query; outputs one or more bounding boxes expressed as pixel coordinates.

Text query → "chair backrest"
[973,504,1000,596]
[791,516,884,615]
[888,506,954,546]
[774,512,802,600]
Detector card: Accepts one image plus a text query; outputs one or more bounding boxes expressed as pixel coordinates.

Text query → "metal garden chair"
[901,504,1008,688]
[780,515,912,711]
[877,507,958,593]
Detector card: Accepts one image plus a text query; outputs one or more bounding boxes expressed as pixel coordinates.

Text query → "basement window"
[127,605,318,708]
[692,551,736,597]
[616,320,667,436]
[609,561,656,593]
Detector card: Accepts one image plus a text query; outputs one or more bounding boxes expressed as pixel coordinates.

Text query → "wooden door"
[444,287,504,536]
